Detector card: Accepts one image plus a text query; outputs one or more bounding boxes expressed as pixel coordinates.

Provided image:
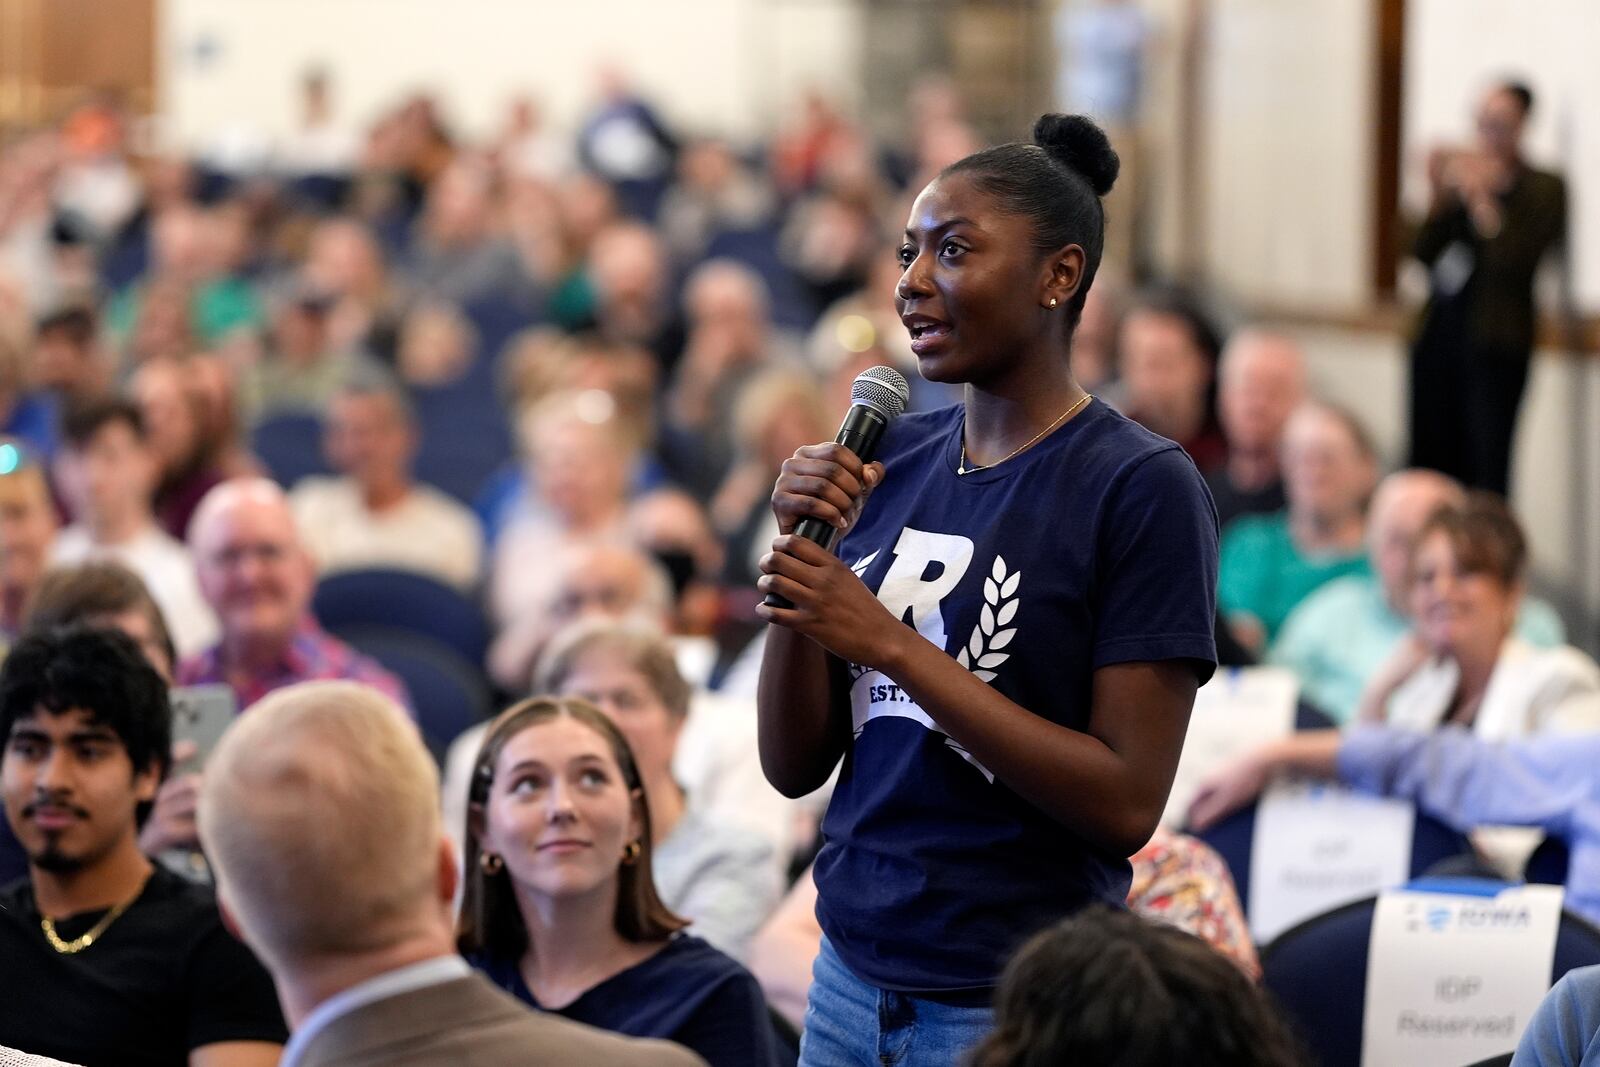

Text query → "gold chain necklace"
[958,393,1092,475]
[40,880,146,955]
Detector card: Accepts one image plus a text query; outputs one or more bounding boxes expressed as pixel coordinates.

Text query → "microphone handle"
[765,405,889,610]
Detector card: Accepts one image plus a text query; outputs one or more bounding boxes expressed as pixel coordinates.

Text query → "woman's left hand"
[755,534,904,668]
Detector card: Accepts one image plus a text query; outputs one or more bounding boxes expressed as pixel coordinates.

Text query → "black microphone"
[765,365,910,608]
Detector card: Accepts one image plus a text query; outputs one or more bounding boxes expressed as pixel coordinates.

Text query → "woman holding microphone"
[756,113,1220,1064]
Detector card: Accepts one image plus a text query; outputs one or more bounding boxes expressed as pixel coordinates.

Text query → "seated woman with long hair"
[457,696,780,1067]
[535,620,781,961]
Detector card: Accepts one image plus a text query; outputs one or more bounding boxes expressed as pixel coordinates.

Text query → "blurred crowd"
[0,61,1591,1067]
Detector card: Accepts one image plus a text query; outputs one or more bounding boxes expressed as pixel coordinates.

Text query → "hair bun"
[1032,114,1120,197]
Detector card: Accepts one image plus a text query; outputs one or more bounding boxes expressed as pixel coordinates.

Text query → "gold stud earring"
[480,852,504,875]
[622,841,642,865]
[1048,298,1059,309]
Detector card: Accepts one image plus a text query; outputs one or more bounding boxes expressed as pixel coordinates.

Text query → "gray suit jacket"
[292,974,707,1067]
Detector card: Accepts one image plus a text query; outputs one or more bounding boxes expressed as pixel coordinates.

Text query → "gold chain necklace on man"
[958,393,1093,475]
[40,879,146,955]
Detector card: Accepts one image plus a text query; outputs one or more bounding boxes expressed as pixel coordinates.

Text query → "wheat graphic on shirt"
[956,555,1020,683]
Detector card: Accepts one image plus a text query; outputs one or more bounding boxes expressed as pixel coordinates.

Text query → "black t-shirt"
[474,934,780,1067]
[0,866,287,1067]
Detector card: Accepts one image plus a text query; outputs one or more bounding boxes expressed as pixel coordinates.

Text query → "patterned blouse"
[177,617,409,712]
[1128,827,1260,980]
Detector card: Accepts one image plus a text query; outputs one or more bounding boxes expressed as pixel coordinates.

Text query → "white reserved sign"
[1249,779,1415,943]
[1361,884,1564,1067]
[1162,666,1299,827]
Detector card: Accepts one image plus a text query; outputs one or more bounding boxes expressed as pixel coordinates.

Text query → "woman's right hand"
[771,443,884,538]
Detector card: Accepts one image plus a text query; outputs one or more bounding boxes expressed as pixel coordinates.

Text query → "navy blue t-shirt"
[473,933,780,1067]
[815,400,1219,996]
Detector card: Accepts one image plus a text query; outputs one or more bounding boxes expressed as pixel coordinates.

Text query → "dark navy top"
[816,400,1219,996]
[473,933,779,1067]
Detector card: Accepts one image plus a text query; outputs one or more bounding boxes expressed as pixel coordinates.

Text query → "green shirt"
[1268,573,1567,724]
[1218,512,1370,647]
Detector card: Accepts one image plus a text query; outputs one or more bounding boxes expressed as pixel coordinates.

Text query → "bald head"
[199,681,448,968]
[189,478,315,652]
[550,543,674,632]
[1217,329,1308,453]
[1369,469,1467,610]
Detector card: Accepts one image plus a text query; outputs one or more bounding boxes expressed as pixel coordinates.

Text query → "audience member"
[289,376,482,591]
[584,222,684,369]
[404,158,538,310]
[28,562,175,683]
[1355,493,1600,737]
[107,203,263,350]
[392,300,479,388]
[1218,401,1376,652]
[1410,80,1566,496]
[661,260,798,498]
[299,217,407,363]
[49,399,218,658]
[0,628,286,1066]
[657,139,776,262]
[968,908,1303,1067]
[30,305,109,412]
[178,478,407,710]
[199,680,699,1067]
[577,68,679,219]
[0,330,56,461]
[1270,471,1565,722]
[750,827,1257,1032]
[239,284,372,423]
[129,358,227,540]
[711,368,831,594]
[536,621,781,960]
[1515,964,1600,1066]
[1206,329,1308,529]
[459,697,780,1067]
[1067,282,1122,396]
[488,391,638,688]
[0,444,58,642]
[627,488,726,635]
[444,542,676,840]
[1116,287,1228,473]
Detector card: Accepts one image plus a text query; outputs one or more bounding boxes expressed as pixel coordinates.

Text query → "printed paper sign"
[1362,884,1563,1066]
[1249,780,1414,943]
[1163,667,1299,828]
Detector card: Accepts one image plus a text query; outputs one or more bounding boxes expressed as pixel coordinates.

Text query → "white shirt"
[290,477,484,592]
[1385,637,1600,740]
[1383,637,1600,876]
[280,955,472,1067]
[50,524,220,658]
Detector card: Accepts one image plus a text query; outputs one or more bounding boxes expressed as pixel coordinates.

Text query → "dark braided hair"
[943,114,1120,328]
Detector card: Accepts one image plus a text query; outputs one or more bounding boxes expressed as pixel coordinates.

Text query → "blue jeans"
[799,937,995,1066]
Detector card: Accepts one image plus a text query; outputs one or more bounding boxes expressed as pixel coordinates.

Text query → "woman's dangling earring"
[480,851,504,875]
[622,840,642,865]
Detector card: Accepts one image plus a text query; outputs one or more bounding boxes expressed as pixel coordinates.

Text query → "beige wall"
[159,0,862,148]
[1194,0,1376,313]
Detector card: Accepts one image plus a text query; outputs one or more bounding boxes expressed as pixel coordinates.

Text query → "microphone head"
[851,366,910,421]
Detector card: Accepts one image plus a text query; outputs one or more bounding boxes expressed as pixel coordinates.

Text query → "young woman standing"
[756,114,1220,1064]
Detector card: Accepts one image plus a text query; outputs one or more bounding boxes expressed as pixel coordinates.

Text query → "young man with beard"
[0,627,285,1067]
